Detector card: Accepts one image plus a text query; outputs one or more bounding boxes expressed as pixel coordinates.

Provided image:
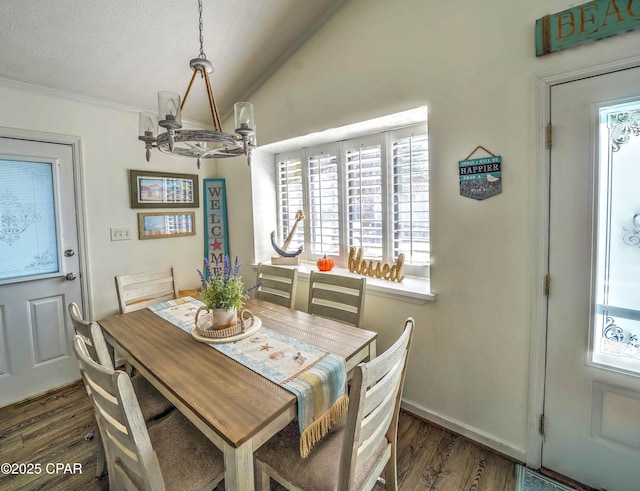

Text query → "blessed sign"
[347,247,405,283]
[536,0,640,56]
[459,156,502,200]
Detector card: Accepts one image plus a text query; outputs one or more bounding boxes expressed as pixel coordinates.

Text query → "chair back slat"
[255,263,298,309]
[115,268,178,313]
[68,303,99,361]
[338,318,414,489]
[357,411,394,464]
[362,354,406,415]
[309,286,363,308]
[68,304,116,368]
[307,271,366,327]
[358,383,399,445]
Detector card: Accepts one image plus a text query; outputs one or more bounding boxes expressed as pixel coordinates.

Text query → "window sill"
[253,261,436,305]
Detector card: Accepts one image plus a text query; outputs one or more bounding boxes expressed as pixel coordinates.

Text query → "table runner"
[148,297,347,457]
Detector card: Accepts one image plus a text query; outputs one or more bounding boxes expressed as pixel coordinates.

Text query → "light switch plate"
[110,227,131,241]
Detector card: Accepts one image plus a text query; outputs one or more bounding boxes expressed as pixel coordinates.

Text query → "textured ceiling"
[0,0,345,124]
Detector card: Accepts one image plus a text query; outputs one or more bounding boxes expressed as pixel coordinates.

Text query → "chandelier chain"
[197,0,206,60]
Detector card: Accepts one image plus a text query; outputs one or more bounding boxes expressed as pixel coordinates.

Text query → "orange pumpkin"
[316,255,334,271]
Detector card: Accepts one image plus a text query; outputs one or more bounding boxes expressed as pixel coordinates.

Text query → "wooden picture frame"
[129,170,199,208]
[138,211,196,240]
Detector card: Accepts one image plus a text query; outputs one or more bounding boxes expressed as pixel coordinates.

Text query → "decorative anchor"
[271,210,304,264]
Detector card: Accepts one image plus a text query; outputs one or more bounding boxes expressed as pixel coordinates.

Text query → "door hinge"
[544,274,551,296]
[546,123,553,149]
[539,414,545,436]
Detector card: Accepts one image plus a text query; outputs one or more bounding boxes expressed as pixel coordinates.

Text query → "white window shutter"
[276,155,304,252]
[307,149,340,256]
[345,142,383,260]
[392,132,429,266]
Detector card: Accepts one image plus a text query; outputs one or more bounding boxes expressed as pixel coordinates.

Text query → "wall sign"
[203,178,229,264]
[459,150,502,201]
[535,0,640,56]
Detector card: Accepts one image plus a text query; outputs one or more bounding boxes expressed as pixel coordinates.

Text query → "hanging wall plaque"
[203,178,229,264]
[459,147,502,200]
[535,0,640,57]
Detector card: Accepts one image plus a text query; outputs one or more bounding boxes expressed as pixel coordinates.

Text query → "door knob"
[66,273,77,281]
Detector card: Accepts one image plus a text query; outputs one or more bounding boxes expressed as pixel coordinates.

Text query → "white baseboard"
[401,398,527,462]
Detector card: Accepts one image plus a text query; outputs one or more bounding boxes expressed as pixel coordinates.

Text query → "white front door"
[544,67,640,490]
[0,136,83,407]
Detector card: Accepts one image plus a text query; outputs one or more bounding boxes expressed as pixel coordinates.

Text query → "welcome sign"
[459,156,502,200]
[203,178,229,264]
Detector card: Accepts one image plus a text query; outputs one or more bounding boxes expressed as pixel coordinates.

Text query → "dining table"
[98,297,377,491]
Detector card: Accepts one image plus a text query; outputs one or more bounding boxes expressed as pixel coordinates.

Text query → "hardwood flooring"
[0,381,518,490]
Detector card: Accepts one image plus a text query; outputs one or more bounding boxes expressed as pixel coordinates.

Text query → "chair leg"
[94,428,106,478]
[383,454,398,491]
[254,460,271,491]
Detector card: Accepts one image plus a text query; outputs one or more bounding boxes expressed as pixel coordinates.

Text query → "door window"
[0,159,59,283]
[593,101,640,374]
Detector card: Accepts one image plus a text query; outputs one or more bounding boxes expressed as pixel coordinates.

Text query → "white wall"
[0,83,210,319]
[218,0,640,459]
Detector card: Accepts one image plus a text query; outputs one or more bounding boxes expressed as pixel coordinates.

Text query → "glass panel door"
[593,101,640,374]
[0,159,59,283]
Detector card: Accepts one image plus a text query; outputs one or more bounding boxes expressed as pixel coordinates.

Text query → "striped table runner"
[148,297,348,457]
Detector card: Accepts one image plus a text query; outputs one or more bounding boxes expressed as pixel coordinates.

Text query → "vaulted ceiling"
[0,0,346,124]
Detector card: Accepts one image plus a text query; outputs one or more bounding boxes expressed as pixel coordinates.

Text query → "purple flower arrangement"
[197,255,260,311]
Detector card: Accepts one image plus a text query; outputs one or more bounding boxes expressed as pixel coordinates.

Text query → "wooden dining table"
[98,297,377,491]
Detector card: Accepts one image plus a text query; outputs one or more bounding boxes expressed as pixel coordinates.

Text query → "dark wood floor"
[0,381,518,490]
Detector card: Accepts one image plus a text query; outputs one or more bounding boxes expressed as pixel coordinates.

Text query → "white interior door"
[544,67,640,491]
[0,136,83,407]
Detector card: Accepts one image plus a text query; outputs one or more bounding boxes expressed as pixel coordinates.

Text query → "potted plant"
[196,255,258,330]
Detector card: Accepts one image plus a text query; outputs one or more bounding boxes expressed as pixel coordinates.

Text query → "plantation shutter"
[391,130,429,266]
[307,146,339,256]
[345,139,383,260]
[276,154,304,252]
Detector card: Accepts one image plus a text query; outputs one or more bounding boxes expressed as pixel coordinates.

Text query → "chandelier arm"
[202,69,222,131]
[181,69,200,112]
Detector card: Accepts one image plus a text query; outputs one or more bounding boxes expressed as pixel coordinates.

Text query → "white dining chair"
[254,317,415,490]
[68,303,174,477]
[73,333,225,490]
[255,263,298,309]
[115,267,178,313]
[307,271,366,327]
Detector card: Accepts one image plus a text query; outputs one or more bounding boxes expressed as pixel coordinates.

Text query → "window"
[276,121,429,278]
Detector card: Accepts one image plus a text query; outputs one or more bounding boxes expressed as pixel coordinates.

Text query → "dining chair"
[115,267,178,313]
[68,303,174,478]
[255,263,298,309]
[307,271,366,327]
[254,317,414,490]
[69,304,174,420]
[72,333,225,490]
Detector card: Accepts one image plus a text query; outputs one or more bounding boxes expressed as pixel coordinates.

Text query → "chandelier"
[138,0,256,168]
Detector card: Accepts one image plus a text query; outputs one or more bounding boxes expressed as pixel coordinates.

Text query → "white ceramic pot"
[195,306,238,330]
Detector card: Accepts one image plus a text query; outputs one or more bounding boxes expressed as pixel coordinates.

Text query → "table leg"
[224,440,254,491]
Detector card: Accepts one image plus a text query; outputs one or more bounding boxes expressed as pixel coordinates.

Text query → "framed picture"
[129,170,199,208]
[138,211,196,240]
[203,178,229,264]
